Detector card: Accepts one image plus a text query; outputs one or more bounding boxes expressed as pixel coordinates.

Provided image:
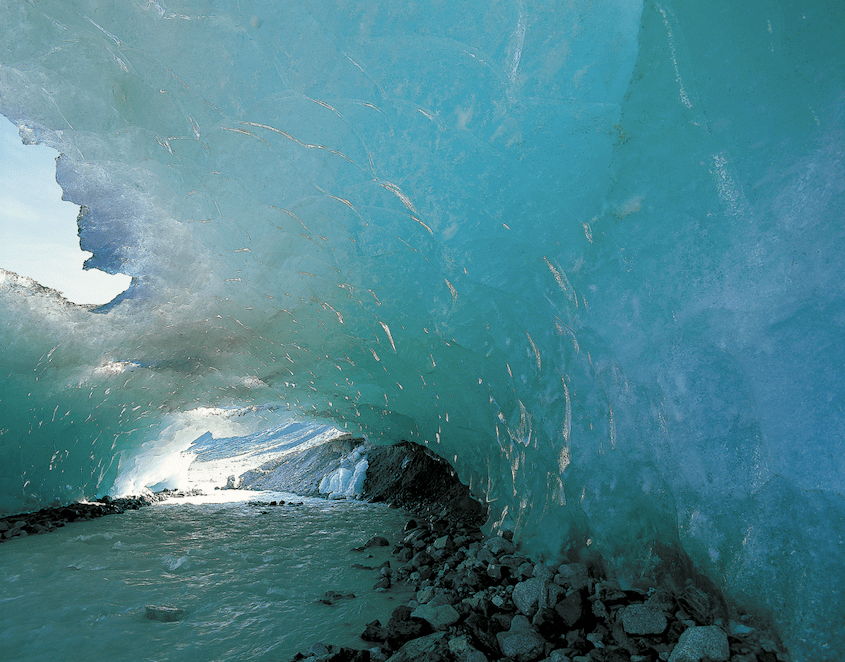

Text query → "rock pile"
[0,488,203,543]
[289,517,788,662]
[361,442,487,526]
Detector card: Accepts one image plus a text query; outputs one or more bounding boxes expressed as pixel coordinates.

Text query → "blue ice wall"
[0,1,843,658]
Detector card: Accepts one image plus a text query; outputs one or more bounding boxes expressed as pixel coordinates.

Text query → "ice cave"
[0,1,843,660]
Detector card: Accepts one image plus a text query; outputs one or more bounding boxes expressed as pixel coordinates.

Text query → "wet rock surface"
[361,441,488,526]
[0,488,203,543]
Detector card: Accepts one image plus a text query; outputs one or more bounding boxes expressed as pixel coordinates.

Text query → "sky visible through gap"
[0,114,131,306]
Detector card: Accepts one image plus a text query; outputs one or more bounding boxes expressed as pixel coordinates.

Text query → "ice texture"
[0,1,843,659]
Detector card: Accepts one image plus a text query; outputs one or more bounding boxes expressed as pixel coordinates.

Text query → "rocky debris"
[288,514,789,662]
[269,441,784,662]
[247,499,305,511]
[0,488,203,544]
[361,441,487,527]
[144,604,186,622]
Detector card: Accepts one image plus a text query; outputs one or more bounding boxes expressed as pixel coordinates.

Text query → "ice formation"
[0,1,842,659]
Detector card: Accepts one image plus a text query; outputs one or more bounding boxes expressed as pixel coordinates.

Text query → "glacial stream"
[0,493,413,662]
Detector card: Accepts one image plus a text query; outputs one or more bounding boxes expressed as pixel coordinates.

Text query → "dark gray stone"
[668,625,730,662]
[620,604,667,635]
[144,604,185,622]
[512,579,545,617]
[496,615,546,662]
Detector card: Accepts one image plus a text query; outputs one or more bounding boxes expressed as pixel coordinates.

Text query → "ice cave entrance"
[0,114,131,306]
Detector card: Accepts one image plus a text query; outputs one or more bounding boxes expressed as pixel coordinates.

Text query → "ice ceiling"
[0,1,843,659]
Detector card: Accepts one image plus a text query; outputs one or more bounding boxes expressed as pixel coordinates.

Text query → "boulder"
[496,615,546,662]
[482,536,516,556]
[144,604,185,622]
[677,586,711,624]
[532,564,555,580]
[384,632,447,662]
[433,535,451,549]
[385,605,434,647]
[512,579,546,618]
[411,603,460,629]
[554,563,589,591]
[620,604,667,635]
[305,642,331,657]
[361,620,388,641]
[668,625,730,662]
[554,591,583,627]
[545,651,573,662]
[448,635,489,662]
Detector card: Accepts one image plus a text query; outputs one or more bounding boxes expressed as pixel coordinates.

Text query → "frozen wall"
[0,1,843,659]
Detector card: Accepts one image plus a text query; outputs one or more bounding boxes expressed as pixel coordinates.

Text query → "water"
[0,492,414,662]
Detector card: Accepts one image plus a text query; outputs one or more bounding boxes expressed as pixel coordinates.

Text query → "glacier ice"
[0,0,843,659]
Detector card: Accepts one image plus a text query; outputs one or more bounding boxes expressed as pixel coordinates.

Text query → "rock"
[433,535,450,549]
[545,651,573,662]
[361,620,388,641]
[595,581,627,603]
[369,646,389,662]
[362,442,487,526]
[555,591,583,627]
[410,550,433,568]
[373,577,391,590]
[385,605,434,647]
[306,642,331,657]
[591,599,609,620]
[517,562,535,580]
[448,634,489,661]
[487,563,504,581]
[403,519,418,532]
[427,588,457,607]
[365,536,390,548]
[554,563,590,590]
[531,607,558,639]
[668,625,730,662]
[411,603,460,629]
[224,475,238,489]
[417,586,436,604]
[326,647,371,662]
[512,579,545,618]
[482,536,516,556]
[620,604,668,635]
[532,564,555,580]
[144,604,185,622]
[677,586,711,625]
[541,582,565,610]
[384,632,447,662]
[646,588,675,613]
[319,591,356,604]
[496,615,546,662]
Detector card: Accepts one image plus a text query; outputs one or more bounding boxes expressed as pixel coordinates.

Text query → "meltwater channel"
[0,491,413,662]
